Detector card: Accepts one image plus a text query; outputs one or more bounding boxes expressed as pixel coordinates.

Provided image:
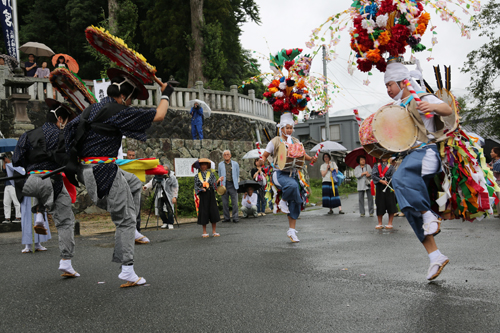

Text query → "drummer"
[384,61,452,280]
[260,112,317,243]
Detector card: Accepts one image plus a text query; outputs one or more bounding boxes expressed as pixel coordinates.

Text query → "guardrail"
[12,73,273,121]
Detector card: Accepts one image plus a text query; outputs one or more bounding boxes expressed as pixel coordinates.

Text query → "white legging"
[3,185,21,219]
[421,147,440,177]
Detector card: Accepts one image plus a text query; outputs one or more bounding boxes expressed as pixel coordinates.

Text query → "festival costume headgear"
[263,48,312,143]
[107,68,149,101]
[45,98,78,128]
[191,158,212,172]
[384,61,424,101]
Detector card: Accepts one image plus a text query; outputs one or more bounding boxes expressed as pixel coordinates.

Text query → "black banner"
[0,0,17,59]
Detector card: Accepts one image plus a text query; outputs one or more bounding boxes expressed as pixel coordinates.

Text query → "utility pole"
[323,45,330,141]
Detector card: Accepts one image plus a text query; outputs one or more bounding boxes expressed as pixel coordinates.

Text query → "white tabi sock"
[135,230,142,239]
[35,213,44,225]
[428,250,442,263]
[422,211,435,223]
[59,259,80,276]
[118,265,146,284]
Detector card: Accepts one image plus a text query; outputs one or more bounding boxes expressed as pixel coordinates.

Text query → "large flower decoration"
[306,0,481,77]
[263,49,312,115]
[350,0,431,73]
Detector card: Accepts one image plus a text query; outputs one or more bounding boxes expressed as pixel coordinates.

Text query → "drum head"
[277,143,287,170]
[435,89,459,140]
[372,105,417,152]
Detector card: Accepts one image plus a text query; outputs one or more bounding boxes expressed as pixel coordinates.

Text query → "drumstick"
[310,144,323,166]
[403,79,433,118]
[256,142,262,160]
[382,178,394,193]
[353,109,363,127]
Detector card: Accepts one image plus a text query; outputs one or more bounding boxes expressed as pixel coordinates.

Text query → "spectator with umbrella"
[238,179,261,218]
[354,156,374,217]
[52,54,80,73]
[189,100,207,140]
[320,153,344,215]
[24,54,37,77]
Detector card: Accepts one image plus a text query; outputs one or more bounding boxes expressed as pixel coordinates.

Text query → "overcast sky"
[240,0,489,116]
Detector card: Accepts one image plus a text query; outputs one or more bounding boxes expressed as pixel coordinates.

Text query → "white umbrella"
[187,99,211,118]
[242,149,261,159]
[310,141,347,153]
[19,42,55,57]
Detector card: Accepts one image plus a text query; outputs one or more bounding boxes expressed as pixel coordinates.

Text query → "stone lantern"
[3,70,35,138]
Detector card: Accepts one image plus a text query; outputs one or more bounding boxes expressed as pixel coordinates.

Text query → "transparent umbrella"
[242,149,261,159]
[19,42,55,57]
[187,99,211,118]
[310,141,347,153]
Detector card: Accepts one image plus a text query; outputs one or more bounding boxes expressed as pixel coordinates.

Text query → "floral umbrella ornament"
[262,48,313,120]
[306,0,482,80]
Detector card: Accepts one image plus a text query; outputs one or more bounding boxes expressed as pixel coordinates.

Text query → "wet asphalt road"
[1,194,500,332]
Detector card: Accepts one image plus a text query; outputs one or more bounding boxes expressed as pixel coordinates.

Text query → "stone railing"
[0,66,273,122]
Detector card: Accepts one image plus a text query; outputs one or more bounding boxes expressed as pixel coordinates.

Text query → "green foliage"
[140,0,262,89]
[11,0,262,91]
[176,177,197,217]
[461,0,500,136]
[202,21,227,90]
[17,0,108,78]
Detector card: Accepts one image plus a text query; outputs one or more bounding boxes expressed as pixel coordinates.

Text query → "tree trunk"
[108,0,119,35]
[188,0,207,88]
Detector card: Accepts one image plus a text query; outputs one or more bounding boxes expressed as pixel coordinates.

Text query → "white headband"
[384,62,424,92]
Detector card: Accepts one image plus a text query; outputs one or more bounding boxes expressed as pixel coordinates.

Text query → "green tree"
[202,21,226,90]
[461,0,500,136]
[17,0,108,78]
[140,0,261,89]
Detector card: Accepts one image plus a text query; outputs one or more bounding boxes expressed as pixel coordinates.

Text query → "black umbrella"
[237,179,261,193]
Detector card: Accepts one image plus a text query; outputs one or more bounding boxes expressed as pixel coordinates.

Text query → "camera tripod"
[144,176,179,230]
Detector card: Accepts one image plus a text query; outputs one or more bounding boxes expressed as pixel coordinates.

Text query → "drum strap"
[405,92,445,143]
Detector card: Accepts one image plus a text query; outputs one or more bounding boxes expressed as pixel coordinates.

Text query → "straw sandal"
[135,236,150,244]
[120,278,145,288]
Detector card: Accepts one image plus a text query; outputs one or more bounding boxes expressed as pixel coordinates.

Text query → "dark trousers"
[222,181,239,220]
[158,197,174,225]
[257,187,266,213]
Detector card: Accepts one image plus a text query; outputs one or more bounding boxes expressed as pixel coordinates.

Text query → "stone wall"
[1,100,276,142]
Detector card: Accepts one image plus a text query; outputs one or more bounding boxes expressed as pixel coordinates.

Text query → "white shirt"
[320,161,338,182]
[241,192,257,208]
